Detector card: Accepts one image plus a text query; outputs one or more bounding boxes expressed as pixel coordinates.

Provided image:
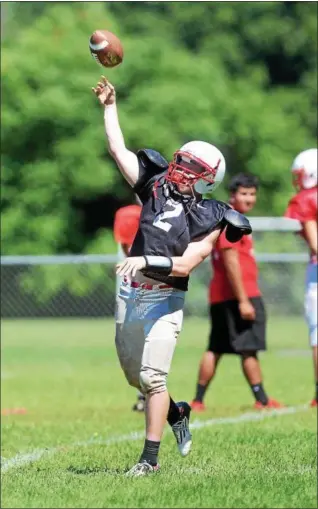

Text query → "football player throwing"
[92,76,252,476]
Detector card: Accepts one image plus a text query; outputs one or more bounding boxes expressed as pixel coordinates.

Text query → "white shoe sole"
[178,438,192,457]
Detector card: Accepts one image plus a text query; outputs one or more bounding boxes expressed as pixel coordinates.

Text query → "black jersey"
[129,149,230,291]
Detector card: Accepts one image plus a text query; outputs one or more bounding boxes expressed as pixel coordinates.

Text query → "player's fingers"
[121,264,132,276]
[118,260,131,276]
[117,266,126,276]
[101,75,108,85]
[97,81,105,88]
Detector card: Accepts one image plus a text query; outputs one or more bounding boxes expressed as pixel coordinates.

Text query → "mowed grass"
[1,317,317,508]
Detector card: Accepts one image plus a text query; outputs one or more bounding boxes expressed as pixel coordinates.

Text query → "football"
[89,30,124,68]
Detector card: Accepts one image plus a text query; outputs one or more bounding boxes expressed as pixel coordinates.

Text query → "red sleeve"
[113,205,142,244]
[284,193,317,223]
[217,229,241,250]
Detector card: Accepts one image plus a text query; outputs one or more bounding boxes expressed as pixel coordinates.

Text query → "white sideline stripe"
[1,405,310,474]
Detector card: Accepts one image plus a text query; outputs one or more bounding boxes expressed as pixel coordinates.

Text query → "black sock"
[251,383,268,405]
[167,397,181,427]
[139,439,160,466]
[194,383,208,403]
[315,382,318,402]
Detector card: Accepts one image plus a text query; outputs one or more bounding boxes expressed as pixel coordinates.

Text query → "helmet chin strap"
[165,181,193,201]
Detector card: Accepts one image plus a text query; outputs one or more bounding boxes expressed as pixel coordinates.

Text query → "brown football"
[89,30,124,68]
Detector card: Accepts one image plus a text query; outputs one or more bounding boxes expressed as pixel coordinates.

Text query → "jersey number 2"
[153,201,183,232]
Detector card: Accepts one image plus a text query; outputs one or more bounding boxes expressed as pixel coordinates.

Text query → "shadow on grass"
[67,464,126,476]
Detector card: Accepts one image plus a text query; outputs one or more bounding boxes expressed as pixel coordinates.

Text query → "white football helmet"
[291,148,317,190]
[166,141,226,194]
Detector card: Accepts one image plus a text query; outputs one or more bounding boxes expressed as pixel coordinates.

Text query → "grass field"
[1,317,317,508]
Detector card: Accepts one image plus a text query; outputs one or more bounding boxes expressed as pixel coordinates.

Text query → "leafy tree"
[1,1,317,258]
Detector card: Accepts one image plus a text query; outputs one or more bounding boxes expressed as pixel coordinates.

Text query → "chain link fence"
[1,256,116,318]
[0,229,309,319]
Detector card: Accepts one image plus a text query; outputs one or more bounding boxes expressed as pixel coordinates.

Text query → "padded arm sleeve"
[223,209,252,243]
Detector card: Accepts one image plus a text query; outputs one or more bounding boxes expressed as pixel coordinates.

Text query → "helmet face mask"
[166,141,226,195]
[166,151,220,192]
[292,168,306,191]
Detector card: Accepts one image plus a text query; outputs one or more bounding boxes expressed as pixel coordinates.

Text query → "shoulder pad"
[224,209,252,243]
[137,149,169,170]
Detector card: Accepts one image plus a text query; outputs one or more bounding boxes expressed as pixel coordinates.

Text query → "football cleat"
[190,400,206,412]
[310,399,317,408]
[132,394,146,412]
[172,401,192,457]
[254,399,284,410]
[125,460,159,477]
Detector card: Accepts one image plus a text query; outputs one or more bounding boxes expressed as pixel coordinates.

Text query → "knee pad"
[125,371,141,391]
[118,356,142,391]
[139,368,167,395]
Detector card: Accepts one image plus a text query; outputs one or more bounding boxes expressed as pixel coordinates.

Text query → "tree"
[1,1,317,257]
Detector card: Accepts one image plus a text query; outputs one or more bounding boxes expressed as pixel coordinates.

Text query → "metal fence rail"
[0,252,308,319]
[1,217,308,318]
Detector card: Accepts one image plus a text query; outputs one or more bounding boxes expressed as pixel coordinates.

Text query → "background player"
[284,148,318,407]
[191,173,283,411]
[92,76,252,476]
[113,199,146,412]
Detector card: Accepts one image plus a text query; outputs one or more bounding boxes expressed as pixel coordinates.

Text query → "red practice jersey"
[209,228,261,304]
[113,204,142,246]
[284,186,318,261]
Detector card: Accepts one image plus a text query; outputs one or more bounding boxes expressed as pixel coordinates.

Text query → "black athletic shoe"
[171,401,192,457]
[125,460,160,477]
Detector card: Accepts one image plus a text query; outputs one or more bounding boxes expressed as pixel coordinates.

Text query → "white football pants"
[305,262,318,347]
[115,281,185,394]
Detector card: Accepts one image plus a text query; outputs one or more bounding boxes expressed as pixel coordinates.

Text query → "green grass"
[1,317,317,508]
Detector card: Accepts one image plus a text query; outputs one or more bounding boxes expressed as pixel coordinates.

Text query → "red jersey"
[209,229,260,304]
[284,186,317,262]
[113,204,142,245]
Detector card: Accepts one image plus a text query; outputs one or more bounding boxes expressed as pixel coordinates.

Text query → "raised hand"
[92,76,116,106]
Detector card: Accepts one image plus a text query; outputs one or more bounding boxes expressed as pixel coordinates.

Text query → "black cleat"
[171,401,192,457]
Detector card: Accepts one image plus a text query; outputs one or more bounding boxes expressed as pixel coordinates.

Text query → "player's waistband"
[123,276,172,290]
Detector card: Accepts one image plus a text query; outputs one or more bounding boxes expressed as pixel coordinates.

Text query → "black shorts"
[208,297,266,354]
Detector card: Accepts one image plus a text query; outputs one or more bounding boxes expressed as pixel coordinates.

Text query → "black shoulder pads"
[224,209,252,243]
[137,149,169,170]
